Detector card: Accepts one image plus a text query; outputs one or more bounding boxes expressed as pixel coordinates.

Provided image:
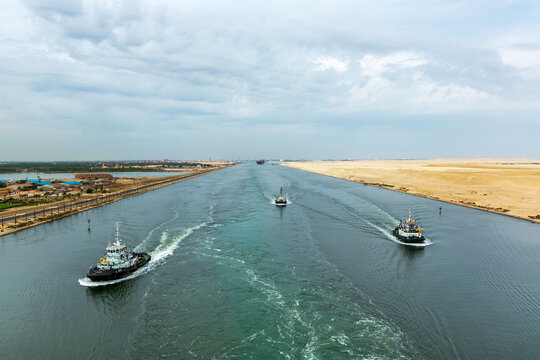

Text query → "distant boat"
[275,187,288,206]
[393,209,426,244]
[256,159,265,165]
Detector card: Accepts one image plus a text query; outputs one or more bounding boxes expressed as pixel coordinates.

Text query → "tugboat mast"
[115,222,120,244]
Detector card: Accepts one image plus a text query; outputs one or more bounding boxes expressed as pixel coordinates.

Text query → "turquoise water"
[0,164,539,359]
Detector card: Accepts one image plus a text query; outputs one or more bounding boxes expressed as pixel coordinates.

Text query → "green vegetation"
[0,198,61,211]
[0,203,23,210]
[0,161,214,173]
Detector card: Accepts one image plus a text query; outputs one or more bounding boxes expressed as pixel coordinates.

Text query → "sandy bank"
[282,159,540,224]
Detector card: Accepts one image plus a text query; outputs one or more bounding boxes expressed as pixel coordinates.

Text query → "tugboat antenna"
[115,222,120,243]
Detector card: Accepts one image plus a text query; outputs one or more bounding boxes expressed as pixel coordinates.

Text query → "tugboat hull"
[86,253,151,281]
[393,228,425,244]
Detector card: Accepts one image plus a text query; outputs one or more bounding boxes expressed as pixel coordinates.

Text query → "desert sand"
[282,159,540,223]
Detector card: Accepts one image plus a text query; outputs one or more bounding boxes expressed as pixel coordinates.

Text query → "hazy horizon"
[2,0,540,160]
[1,157,540,163]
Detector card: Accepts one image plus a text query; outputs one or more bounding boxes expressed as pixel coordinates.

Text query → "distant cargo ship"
[256,159,265,165]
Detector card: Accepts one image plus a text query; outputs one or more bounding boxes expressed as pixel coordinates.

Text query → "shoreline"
[282,160,540,225]
[0,166,231,236]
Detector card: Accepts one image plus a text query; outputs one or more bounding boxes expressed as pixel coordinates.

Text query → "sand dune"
[282,159,540,223]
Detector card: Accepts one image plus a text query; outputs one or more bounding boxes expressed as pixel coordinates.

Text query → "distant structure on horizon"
[256,159,265,165]
[75,173,113,180]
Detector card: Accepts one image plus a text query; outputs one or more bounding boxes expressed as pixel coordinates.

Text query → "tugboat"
[393,209,426,244]
[86,223,151,281]
[275,187,288,206]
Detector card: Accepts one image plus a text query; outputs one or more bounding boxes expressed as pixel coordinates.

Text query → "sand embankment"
[282,159,540,223]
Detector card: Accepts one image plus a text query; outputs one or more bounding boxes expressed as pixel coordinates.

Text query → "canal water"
[0,164,538,359]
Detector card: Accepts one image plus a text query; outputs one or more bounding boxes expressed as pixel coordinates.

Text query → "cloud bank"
[1,0,539,159]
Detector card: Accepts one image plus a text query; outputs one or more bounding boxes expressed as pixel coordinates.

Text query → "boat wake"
[335,201,434,248]
[392,238,432,248]
[78,222,208,287]
[263,191,292,205]
[297,198,433,248]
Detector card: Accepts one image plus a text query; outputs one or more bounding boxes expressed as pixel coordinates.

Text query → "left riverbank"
[0,165,232,236]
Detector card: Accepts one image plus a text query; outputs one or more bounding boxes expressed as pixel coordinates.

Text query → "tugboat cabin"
[105,242,129,260]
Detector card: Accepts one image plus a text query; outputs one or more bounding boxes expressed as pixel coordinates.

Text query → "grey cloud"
[2,0,540,160]
[23,0,83,17]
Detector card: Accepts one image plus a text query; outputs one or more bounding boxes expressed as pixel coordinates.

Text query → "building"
[63,181,81,185]
[36,181,52,185]
[75,173,113,180]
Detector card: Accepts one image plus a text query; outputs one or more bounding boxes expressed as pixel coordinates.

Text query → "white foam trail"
[392,238,432,248]
[152,221,207,264]
[79,222,207,287]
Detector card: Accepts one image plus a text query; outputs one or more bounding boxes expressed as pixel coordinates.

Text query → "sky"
[1,0,540,160]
